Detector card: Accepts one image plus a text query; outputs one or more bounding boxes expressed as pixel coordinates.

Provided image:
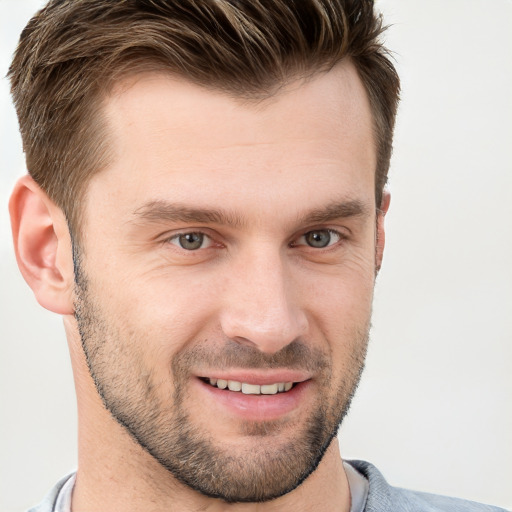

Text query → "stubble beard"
[73,251,369,503]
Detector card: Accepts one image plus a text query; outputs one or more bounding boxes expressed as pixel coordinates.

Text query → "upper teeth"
[209,378,294,395]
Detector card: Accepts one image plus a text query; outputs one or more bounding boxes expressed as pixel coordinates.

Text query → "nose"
[219,246,309,354]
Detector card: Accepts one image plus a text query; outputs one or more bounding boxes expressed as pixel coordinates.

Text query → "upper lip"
[197,370,311,385]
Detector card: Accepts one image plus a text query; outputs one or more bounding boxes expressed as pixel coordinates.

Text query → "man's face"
[74,61,380,502]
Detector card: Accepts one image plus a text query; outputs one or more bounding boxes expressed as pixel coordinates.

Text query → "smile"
[203,377,295,395]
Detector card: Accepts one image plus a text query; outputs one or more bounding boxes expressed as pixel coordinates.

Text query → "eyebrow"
[296,199,372,226]
[132,201,245,227]
[131,198,372,228]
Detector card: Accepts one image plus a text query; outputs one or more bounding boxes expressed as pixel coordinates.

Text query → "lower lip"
[195,378,311,422]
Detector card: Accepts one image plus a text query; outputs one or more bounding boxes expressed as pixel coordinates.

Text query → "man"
[6,1,507,511]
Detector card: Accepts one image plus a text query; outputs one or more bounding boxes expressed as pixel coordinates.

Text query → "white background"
[1,1,511,510]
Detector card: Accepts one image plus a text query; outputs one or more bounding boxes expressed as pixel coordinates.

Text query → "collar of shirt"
[53,465,369,512]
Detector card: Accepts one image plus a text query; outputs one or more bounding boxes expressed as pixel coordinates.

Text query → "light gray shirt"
[50,465,368,512]
[28,460,509,512]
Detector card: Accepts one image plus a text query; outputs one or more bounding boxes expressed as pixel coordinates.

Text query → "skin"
[10,59,389,511]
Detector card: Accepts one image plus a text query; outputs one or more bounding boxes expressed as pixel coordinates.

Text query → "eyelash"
[166,232,215,251]
[291,229,343,249]
[164,228,346,252]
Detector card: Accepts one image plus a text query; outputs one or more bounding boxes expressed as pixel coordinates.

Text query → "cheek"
[99,269,220,356]
[302,261,375,342]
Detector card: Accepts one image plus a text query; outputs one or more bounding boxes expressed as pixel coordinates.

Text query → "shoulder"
[27,473,75,512]
[346,460,509,512]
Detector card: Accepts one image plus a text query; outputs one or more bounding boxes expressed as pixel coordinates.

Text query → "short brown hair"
[9,0,400,235]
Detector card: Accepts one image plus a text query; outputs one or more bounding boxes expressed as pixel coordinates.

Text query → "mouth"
[195,373,310,422]
[200,377,296,395]
[194,371,312,422]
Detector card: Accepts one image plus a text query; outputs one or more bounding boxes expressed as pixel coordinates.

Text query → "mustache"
[173,338,330,374]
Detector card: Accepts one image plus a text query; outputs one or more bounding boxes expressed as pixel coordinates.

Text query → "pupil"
[306,230,330,248]
[179,233,203,250]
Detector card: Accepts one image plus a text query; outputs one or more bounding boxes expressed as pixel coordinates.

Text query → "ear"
[375,190,391,272]
[9,175,75,315]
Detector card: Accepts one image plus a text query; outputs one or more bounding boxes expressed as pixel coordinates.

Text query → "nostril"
[231,336,258,349]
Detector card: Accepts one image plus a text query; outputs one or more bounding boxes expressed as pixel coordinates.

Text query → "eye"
[168,232,212,251]
[295,229,342,249]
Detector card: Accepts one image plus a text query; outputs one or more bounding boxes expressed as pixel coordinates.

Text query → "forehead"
[88,60,376,224]
[105,61,374,154]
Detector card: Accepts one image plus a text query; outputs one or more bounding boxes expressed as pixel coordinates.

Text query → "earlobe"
[9,175,75,315]
[375,190,391,272]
